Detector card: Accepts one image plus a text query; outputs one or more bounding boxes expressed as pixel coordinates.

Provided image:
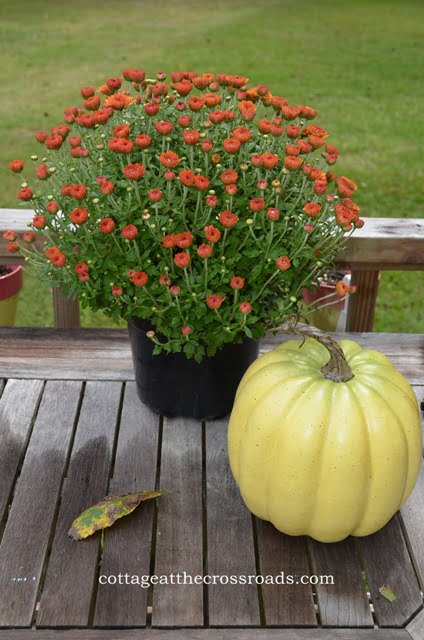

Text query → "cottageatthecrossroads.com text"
[99,571,335,588]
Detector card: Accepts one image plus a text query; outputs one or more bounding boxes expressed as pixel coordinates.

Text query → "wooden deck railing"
[1,209,423,331]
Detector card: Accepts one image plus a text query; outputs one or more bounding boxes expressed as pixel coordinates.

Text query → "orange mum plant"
[6,69,362,361]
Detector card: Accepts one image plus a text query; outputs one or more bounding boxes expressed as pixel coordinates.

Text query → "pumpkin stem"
[278,315,354,383]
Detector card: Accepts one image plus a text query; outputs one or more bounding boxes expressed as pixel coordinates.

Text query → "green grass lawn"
[1,0,423,331]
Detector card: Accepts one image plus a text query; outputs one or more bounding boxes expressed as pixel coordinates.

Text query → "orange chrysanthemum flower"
[105,92,134,110]
[335,280,350,296]
[238,100,256,114]
[206,294,224,309]
[159,150,181,168]
[220,169,238,185]
[232,126,251,143]
[244,87,259,102]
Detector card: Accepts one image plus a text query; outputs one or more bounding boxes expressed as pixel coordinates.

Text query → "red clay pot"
[0,265,23,325]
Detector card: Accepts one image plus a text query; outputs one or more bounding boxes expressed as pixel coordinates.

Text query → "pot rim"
[0,264,23,301]
[0,264,22,278]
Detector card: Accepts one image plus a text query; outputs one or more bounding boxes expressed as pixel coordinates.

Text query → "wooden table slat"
[360,515,422,627]
[0,381,83,627]
[152,417,204,628]
[205,419,260,627]
[310,538,373,627]
[256,521,316,626]
[402,465,424,591]
[407,608,424,640]
[0,379,44,525]
[0,627,414,639]
[412,386,424,435]
[400,386,424,591]
[94,384,161,627]
[0,329,423,383]
[36,382,122,628]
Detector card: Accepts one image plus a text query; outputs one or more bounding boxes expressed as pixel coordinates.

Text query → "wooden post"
[345,270,380,332]
[52,288,80,328]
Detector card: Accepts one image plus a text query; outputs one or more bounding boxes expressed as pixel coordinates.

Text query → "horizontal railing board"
[1,210,424,269]
[336,217,424,270]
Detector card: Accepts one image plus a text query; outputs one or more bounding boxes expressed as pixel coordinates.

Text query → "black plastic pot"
[128,317,260,420]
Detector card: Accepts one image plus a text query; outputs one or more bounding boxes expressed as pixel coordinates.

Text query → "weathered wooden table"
[0,328,423,640]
